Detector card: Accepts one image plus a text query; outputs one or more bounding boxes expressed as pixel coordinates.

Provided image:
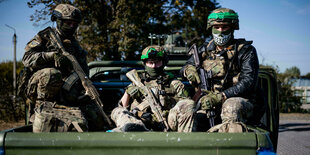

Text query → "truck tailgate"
[2,132,268,155]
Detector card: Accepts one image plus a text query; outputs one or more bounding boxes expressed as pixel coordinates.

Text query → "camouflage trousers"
[28,68,105,132]
[111,106,147,132]
[111,99,196,132]
[168,99,196,132]
[33,101,88,132]
[208,97,253,133]
[27,68,63,101]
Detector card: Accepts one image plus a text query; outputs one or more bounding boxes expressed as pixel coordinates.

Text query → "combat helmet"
[207,8,239,30]
[51,4,82,23]
[141,45,168,65]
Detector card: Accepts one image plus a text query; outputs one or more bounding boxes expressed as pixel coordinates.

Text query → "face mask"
[145,66,164,78]
[57,20,78,37]
[212,27,232,46]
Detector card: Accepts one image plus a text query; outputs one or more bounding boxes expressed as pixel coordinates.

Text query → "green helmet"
[207,8,239,30]
[51,4,82,23]
[141,45,168,65]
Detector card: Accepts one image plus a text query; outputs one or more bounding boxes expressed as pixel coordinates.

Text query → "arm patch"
[25,35,42,52]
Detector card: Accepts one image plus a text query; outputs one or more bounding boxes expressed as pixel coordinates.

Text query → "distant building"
[292,78,310,104]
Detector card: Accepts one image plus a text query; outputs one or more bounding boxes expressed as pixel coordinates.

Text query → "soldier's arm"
[22,35,55,70]
[121,83,144,108]
[180,43,206,78]
[120,92,130,107]
[171,80,190,100]
[180,54,195,77]
[223,46,259,98]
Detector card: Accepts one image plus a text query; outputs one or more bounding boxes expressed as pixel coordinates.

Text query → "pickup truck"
[0,60,279,155]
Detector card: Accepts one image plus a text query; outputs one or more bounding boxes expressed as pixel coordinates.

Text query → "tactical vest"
[201,39,252,92]
[130,73,186,112]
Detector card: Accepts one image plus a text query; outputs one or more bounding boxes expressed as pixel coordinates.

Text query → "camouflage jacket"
[181,39,259,99]
[22,27,89,76]
[127,72,190,112]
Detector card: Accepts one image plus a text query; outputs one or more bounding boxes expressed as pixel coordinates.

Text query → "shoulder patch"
[28,40,40,48]
[25,36,42,52]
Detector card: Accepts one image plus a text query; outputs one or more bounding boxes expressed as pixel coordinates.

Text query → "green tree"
[27,0,219,61]
[0,61,23,96]
[277,66,303,112]
[260,64,303,112]
[301,72,310,78]
[0,61,25,121]
[284,66,300,78]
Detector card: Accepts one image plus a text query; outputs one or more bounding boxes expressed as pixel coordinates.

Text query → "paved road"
[277,114,310,155]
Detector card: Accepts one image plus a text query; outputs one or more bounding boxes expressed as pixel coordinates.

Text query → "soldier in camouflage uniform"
[22,4,104,132]
[111,45,196,132]
[181,8,260,132]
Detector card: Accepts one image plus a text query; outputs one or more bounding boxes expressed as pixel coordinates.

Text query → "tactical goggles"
[208,12,238,20]
[141,48,164,60]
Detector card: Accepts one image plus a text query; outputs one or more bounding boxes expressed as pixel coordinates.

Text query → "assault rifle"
[47,27,113,127]
[126,69,169,132]
[188,44,215,127]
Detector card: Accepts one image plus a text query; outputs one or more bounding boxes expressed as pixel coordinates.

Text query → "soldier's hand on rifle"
[126,85,145,99]
[184,65,201,85]
[54,53,73,73]
[63,39,75,54]
[199,92,223,110]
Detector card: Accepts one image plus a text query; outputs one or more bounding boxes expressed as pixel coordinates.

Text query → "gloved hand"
[199,92,223,110]
[63,39,75,54]
[54,53,72,73]
[150,110,169,123]
[126,85,145,99]
[184,65,201,85]
[132,108,152,122]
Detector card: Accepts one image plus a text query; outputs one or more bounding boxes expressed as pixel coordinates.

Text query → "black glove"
[54,53,73,73]
[140,112,152,122]
[63,39,75,54]
[132,108,152,122]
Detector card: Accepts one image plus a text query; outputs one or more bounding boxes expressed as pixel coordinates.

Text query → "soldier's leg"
[32,101,54,133]
[111,106,147,132]
[221,97,253,123]
[208,97,253,133]
[168,99,195,132]
[52,107,88,132]
[80,102,105,131]
[27,68,63,101]
[28,68,63,132]
[33,101,88,132]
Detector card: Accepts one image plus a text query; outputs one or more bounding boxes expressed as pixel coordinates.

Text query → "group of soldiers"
[20,4,261,133]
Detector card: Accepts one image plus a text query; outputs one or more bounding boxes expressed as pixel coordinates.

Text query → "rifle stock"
[126,69,169,131]
[48,27,113,127]
[188,44,215,127]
